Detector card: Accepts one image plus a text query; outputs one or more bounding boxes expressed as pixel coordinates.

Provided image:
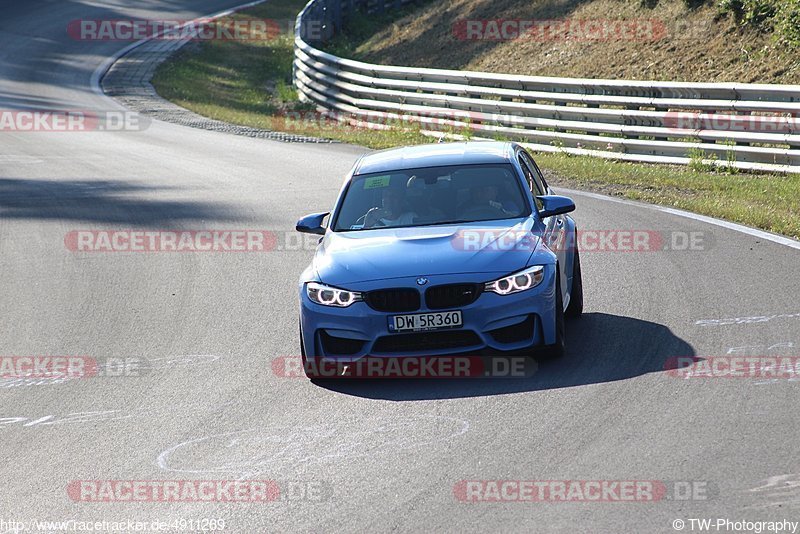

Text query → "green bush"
[776,0,800,47]
[718,0,777,24]
[717,0,746,19]
[718,0,800,47]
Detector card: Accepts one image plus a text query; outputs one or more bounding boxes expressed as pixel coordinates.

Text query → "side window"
[518,153,544,211]
[528,157,549,193]
[520,151,547,195]
[517,155,537,193]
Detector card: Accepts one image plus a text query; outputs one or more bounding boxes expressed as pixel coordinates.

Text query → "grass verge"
[538,153,800,239]
[152,0,430,148]
[151,2,800,239]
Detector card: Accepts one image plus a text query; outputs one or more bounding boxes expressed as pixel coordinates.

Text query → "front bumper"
[299,268,558,363]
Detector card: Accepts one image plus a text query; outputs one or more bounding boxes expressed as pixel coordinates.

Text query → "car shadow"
[314,312,698,400]
[0,178,245,225]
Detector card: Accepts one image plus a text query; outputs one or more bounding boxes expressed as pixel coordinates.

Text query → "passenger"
[458,184,519,216]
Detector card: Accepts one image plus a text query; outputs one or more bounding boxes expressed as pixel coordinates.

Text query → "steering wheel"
[360,210,389,228]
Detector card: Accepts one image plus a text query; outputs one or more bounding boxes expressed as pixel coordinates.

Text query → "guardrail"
[293,0,800,173]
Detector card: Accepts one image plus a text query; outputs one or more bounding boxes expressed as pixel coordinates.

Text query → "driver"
[363,186,418,228]
[458,184,518,216]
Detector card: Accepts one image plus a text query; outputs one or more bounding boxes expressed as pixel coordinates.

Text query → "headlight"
[306,282,363,307]
[484,265,545,295]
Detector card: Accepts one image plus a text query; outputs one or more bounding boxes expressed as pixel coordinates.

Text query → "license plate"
[389,311,463,332]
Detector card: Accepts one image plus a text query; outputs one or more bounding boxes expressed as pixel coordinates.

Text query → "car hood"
[312,219,539,285]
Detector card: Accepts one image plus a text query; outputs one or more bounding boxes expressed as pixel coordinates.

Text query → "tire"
[299,320,315,380]
[565,247,584,319]
[536,271,565,360]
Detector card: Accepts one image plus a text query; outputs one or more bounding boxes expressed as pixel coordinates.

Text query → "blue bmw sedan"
[296,142,583,378]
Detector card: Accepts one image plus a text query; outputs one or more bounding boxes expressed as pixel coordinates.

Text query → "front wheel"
[536,272,565,360]
[299,320,315,380]
[565,247,583,318]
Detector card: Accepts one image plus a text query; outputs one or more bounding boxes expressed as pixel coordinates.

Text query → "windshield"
[332,163,529,231]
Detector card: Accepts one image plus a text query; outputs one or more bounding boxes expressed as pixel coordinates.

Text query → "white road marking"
[747,474,800,509]
[157,416,471,479]
[727,342,796,354]
[559,188,800,251]
[695,313,800,326]
[0,354,221,389]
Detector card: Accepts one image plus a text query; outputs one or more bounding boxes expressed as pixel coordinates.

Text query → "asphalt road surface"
[1,1,799,532]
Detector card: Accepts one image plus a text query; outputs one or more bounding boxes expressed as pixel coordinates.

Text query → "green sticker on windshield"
[363,176,391,189]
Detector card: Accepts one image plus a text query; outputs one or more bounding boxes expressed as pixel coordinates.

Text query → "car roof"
[353,141,516,176]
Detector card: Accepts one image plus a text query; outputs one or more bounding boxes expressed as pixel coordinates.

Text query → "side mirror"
[296,212,329,235]
[536,195,575,219]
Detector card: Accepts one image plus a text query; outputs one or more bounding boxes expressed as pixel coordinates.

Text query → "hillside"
[151,0,800,238]
[336,0,800,84]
